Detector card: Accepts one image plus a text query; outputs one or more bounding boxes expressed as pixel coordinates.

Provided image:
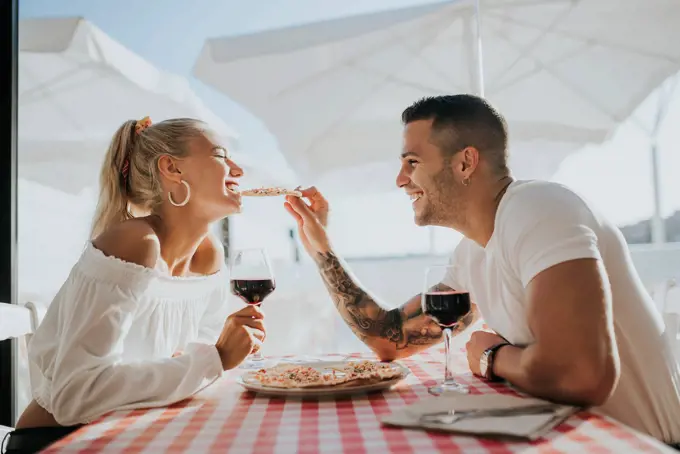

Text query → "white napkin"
[381,393,578,441]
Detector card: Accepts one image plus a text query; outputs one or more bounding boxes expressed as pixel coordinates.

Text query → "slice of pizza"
[240,187,302,197]
[341,360,404,382]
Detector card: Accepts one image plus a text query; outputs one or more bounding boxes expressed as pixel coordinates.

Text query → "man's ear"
[460,146,480,174]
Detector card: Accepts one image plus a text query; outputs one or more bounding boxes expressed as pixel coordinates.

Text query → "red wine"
[231,279,275,305]
[424,291,471,327]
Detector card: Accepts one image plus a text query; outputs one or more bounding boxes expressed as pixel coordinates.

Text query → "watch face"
[480,352,489,377]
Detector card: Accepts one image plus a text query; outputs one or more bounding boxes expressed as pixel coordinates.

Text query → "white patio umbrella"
[19,16,284,194]
[193,0,680,202]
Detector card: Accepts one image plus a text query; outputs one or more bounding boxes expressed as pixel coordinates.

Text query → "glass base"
[238,353,270,369]
[277,355,323,364]
[428,380,469,396]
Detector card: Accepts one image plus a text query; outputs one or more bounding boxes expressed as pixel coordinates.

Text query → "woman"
[4,117,265,453]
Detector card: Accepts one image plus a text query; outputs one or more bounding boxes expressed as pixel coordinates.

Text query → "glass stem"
[249,301,263,361]
[444,327,454,384]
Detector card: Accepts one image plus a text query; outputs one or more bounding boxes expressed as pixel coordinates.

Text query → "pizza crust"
[241,187,302,197]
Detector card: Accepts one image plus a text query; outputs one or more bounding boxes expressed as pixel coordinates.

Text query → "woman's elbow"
[50,387,88,426]
[50,374,103,426]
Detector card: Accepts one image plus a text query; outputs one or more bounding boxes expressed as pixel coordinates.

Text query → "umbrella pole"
[221,218,230,262]
[428,0,486,255]
[473,0,485,97]
[650,140,664,244]
[649,74,677,244]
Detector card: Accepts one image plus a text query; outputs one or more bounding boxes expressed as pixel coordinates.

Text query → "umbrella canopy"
[19,16,281,193]
[194,0,680,194]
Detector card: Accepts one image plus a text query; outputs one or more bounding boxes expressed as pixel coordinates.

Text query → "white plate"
[236,360,411,398]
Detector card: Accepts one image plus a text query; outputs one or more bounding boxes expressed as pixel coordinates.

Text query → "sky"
[18,0,680,258]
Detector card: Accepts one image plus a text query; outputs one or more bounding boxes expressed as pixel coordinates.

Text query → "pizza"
[247,361,404,389]
[240,187,302,197]
[251,365,347,388]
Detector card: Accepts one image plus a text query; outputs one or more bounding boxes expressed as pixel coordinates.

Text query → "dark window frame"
[0,0,19,427]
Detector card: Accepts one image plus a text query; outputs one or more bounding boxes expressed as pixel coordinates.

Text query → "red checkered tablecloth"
[43,350,673,453]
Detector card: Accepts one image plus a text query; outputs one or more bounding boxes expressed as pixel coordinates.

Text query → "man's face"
[396,119,465,227]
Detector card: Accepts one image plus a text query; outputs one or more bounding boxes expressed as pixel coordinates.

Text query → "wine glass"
[422,265,471,394]
[229,248,275,369]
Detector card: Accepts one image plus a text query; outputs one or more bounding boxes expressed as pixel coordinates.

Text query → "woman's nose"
[229,160,244,178]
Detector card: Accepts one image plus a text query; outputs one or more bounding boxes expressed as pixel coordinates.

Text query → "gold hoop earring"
[168,180,191,207]
[462,177,471,187]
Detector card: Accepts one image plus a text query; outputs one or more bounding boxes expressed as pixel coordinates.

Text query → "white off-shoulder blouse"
[28,242,228,426]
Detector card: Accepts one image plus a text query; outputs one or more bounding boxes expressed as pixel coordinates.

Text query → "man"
[284,94,680,445]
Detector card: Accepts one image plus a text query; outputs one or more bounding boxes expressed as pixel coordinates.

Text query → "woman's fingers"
[235,316,266,334]
[230,304,264,319]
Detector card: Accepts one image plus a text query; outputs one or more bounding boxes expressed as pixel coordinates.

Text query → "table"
[43,350,673,453]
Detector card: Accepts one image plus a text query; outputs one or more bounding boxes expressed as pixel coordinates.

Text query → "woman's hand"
[215,305,266,370]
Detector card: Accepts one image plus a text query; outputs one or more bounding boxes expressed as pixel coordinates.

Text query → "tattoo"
[315,251,476,352]
[316,251,405,345]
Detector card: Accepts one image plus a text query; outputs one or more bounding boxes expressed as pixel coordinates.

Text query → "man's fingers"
[286,196,317,222]
[284,201,303,222]
[300,186,319,198]
[301,186,328,205]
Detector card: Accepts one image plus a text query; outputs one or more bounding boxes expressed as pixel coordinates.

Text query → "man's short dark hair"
[401,94,508,173]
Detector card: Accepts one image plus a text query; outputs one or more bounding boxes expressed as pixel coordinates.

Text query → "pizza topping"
[342,361,403,380]
[240,187,302,197]
[250,365,348,388]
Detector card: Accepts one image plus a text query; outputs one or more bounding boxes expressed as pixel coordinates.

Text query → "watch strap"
[484,342,510,382]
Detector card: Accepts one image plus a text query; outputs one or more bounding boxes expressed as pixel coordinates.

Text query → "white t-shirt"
[444,180,680,443]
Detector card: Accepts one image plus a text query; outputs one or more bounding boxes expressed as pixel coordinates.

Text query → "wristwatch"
[479,342,510,382]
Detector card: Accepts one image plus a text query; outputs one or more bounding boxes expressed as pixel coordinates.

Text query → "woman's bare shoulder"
[191,234,225,276]
[91,218,161,269]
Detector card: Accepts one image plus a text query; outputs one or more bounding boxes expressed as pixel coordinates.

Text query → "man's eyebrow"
[400,151,419,159]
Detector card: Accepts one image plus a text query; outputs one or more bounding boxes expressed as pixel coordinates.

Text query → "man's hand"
[299,186,329,227]
[466,330,506,376]
[284,186,331,256]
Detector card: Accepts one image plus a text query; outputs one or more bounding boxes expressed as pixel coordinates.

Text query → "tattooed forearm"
[315,251,477,357]
[316,251,405,345]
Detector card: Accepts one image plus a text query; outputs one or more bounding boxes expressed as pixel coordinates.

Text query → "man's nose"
[396,168,410,188]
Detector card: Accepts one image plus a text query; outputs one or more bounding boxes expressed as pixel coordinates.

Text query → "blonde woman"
[5,117,265,453]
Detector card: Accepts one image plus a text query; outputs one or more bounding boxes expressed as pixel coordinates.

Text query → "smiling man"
[284,95,680,446]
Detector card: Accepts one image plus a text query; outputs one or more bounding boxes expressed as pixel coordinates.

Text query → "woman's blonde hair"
[90,117,207,239]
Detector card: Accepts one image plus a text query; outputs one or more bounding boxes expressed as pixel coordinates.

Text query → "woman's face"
[174,132,244,221]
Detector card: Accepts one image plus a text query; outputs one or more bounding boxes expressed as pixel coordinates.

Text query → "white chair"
[0,301,45,438]
[0,303,34,342]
